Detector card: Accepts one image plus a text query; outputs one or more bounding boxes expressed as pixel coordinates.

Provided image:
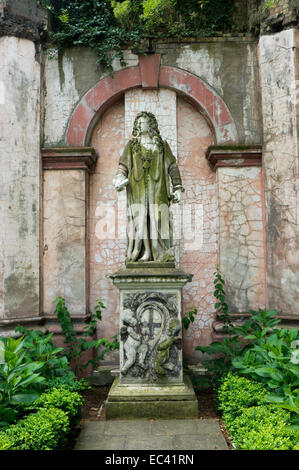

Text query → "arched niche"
[89,93,217,361]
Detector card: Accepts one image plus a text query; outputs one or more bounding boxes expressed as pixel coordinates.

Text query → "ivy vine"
[41,0,235,71]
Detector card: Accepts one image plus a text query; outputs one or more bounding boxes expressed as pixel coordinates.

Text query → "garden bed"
[79,384,220,422]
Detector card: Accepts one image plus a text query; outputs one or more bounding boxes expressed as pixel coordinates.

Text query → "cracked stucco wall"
[157,39,262,145]
[43,170,87,315]
[218,166,266,312]
[0,36,40,319]
[43,48,138,147]
[259,29,299,315]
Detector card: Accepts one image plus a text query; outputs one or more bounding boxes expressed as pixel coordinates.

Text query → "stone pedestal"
[106,263,198,419]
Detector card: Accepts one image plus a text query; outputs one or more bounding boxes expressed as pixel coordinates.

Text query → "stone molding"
[0,312,93,338]
[213,312,299,335]
[109,267,193,289]
[41,147,98,173]
[66,55,238,146]
[206,145,262,171]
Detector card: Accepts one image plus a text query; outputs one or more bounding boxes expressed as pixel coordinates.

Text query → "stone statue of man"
[113,111,184,262]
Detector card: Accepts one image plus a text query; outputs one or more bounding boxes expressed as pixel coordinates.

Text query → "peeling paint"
[218,166,266,312]
[0,36,40,319]
[259,29,299,314]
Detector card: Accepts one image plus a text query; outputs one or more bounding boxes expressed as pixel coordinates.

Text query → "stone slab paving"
[74,419,228,450]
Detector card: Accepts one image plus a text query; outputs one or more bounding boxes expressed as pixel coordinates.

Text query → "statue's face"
[138,116,150,134]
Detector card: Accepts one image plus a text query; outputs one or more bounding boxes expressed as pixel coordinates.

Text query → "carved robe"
[117,139,182,261]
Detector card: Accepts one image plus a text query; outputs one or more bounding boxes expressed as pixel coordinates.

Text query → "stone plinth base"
[105,374,198,420]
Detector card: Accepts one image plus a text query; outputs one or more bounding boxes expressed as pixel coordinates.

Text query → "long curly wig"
[131,111,164,152]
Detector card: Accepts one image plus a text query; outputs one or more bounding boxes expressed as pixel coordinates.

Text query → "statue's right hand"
[113,175,129,191]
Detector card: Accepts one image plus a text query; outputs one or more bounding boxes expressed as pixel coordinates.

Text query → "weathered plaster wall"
[90,100,125,362]
[43,48,138,147]
[43,170,87,316]
[0,36,40,319]
[177,98,216,359]
[156,39,262,145]
[259,29,299,315]
[218,166,266,312]
[44,39,262,147]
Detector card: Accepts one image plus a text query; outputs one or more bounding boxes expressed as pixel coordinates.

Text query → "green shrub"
[0,433,14,450]
[45,370,89,392]
[32,388,83,425]
[217,373,299,450]
[227,405,299,450]
[0,407,69,450]
[218,373,268,424]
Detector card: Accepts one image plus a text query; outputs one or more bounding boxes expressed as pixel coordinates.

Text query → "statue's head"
[122,309,137,327]
[132,111,161,140]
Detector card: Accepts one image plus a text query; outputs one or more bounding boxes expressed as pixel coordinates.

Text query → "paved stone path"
[74,419,228,450]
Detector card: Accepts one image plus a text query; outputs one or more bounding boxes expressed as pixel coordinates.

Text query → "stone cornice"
[206,145,262,171]
[41,147,98,173]
[0,313,93,338]
[213,312,299,335]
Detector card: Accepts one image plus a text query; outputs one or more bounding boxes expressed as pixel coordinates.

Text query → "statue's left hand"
[172,189,182,203]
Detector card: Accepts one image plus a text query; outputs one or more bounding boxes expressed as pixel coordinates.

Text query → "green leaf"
[0,405,17,424]
[10,391,40,404]
[266,394,285,403]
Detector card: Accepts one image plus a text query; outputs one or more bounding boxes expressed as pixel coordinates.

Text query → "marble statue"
[107,112,196,416]
[113,111,184,262]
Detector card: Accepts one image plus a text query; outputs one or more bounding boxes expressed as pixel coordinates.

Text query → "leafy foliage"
[54,296,119,373]
[196,268,299,417]
[182,307,198,330]
[141,0,176,31]
[217,373,299,450]
[263,0,280,11]
[213,266,231,328]
[14,326,69,380]
[227,405,299,450]
[231,326,299,394]
[42,0,142,71]
[198,308,299,402]
[45,370,90,393]
[217,373,268,424]
[30,388,83,426]
[0,329,86,448]
[266,388,299,416]
[41,0,235,70]
[0,407,69,450]
[0,337,46,427]
[196,268,299,411]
